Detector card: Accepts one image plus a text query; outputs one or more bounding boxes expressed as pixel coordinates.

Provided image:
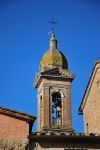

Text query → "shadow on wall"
[28,140,100,150]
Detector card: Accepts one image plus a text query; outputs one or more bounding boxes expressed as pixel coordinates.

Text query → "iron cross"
[48,18,57,34]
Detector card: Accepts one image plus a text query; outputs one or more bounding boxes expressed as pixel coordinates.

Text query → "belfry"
[34,33,74,132]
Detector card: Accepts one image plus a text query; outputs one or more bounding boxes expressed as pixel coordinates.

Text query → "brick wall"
[0,114,29,139]
[83,62,100,133]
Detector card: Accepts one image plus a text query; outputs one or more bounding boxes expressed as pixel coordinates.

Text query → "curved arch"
[60,91,65,98]
[51,91,62,126]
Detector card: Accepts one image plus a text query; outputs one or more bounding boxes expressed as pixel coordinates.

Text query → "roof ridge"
[0,106,36,122]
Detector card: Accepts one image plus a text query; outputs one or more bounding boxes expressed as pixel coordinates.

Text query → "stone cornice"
[29,133,100,144]
[34,68,74,88]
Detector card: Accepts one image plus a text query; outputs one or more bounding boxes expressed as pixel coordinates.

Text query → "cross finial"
[48,18,57,34]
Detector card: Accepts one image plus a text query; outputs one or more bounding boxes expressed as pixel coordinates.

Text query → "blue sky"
[0,0,100,132]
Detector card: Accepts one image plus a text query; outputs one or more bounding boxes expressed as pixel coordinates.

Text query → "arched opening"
[40,95,42,128]
[52,92,62,126]
[40,95,42,101]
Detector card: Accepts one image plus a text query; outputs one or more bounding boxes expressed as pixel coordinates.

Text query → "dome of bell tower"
[39,33,68,72]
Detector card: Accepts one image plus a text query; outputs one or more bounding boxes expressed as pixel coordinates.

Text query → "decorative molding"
[43,83,49,88]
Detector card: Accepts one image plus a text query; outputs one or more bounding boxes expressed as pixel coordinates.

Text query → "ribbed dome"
[39,34,68,72]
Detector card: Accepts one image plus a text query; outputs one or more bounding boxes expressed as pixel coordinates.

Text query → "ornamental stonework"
[0,139,28,150]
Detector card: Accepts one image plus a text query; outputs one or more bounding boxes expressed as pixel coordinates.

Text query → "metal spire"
[48,18,57,34]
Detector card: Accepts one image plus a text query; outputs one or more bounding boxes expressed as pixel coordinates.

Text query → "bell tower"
[34,33,74,132]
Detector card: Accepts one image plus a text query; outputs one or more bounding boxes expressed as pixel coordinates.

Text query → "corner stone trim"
[0,139,29,150]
